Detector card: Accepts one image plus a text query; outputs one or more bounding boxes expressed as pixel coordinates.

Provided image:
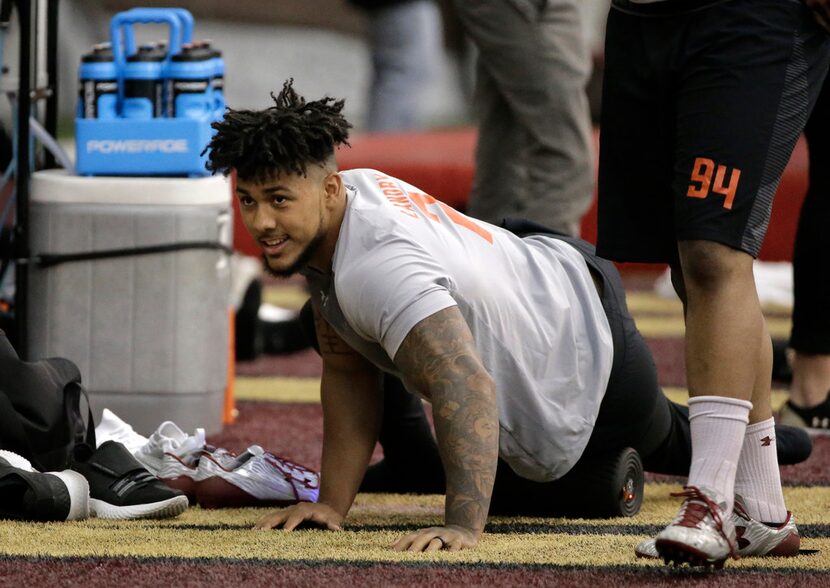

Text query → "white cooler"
[27,170,233,435]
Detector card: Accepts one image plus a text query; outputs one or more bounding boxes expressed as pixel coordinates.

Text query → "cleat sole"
[656,539,728,570]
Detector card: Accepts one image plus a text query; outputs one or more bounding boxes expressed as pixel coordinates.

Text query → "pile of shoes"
[96,409,320,508]
[0,444,188,522]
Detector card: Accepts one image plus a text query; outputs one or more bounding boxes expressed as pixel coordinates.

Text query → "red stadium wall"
[232,128,809,262]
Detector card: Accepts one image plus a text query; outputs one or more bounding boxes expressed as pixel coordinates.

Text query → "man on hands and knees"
[597,0,830,569]
[205,80,810,554]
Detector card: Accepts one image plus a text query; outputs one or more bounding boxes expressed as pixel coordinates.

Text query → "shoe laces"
[146,426,206,465]
[671,485,739,560]
[264,453,319,489]
[175,429,207,461]
[732,496,752,523]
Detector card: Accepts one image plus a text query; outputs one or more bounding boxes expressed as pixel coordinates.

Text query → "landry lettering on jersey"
[373,172,493,244]
[375,173,417,218]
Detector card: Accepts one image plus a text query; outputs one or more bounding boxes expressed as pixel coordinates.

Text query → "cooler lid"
[31,169,231,206]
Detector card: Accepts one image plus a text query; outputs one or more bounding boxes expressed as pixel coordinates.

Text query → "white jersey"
[304,169,614,482]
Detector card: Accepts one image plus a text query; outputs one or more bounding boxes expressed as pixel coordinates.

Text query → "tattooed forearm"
[394,306,498,535]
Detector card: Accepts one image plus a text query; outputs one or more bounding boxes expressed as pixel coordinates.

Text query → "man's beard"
[262,231,326,278]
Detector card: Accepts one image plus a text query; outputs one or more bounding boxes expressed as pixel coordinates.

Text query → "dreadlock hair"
[205,78,352,182]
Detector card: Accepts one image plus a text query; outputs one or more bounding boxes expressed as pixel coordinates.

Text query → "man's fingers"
[254,506,342,532]
[407,534,437,552]
[392,531,435,552]
[310,511,343,531]
[405,533,446,552]
[391,534,415,551]
[424,537,445,552]
[282,511,311,531]
[392,528,472,552]
[254,511,287,530]
[256,507,311,531]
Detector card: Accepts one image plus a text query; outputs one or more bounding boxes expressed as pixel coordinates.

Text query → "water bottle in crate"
[78,43,117,120]
[75,8,222,177]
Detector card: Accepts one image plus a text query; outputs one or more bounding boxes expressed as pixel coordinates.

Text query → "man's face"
[235,167,336,277]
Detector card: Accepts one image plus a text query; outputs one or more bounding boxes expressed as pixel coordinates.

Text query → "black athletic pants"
[791,74,830,354]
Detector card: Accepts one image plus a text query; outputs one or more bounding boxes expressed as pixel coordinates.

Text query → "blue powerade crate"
[75,117,213,176]
[75,8,220,177]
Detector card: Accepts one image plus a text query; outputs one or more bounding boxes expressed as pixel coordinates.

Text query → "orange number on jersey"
[687,157,714,199]
[408,191,493,244]
[712,165,741,210]
[686,157,741,210]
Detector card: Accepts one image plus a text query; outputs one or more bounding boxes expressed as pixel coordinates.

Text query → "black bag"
[0,329,95,471]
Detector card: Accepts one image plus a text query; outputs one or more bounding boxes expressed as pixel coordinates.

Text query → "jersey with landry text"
[304,169,614,482]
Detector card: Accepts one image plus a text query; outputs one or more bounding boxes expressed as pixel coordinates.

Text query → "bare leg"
[678,240,771,422]
[789,353,830,408]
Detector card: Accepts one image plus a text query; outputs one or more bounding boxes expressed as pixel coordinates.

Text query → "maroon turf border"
[3,556,830,588]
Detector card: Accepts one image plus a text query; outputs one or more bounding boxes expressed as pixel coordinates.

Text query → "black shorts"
[597,0,830,264]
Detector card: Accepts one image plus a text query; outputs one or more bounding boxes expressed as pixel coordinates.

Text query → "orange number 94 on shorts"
[686,157,742,210]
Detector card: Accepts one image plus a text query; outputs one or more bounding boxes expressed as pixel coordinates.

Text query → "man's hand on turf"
[392,525,478,552]
[254,502,344,531]
[807,0,830,32]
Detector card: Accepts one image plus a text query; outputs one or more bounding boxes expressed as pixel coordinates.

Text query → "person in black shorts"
[778,73,830,433]
[596,0,830,568]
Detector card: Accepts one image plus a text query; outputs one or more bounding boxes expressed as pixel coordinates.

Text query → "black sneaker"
[774,424,813,464]
[0,449,90,521]
[779,396,830,436]
[70,441,188,519]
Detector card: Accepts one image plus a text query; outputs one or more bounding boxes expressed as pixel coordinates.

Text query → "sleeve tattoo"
[394,306,499,534]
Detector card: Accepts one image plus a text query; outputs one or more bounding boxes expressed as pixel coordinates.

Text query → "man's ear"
[324,171,343,206]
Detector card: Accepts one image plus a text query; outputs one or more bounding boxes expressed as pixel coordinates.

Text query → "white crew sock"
[734,417,788,523]
[687,395,752,514]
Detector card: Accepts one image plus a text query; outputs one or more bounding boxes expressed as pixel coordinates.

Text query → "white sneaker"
[732,496,800,556]
[653,485,738,568]
[195,445,320,509]
[95,409,149,454]
[134,421,207,501]
[637,496,800,559]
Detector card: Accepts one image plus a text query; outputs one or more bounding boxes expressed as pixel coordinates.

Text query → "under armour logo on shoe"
[735,525,750,550]
[760,436,774,447]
